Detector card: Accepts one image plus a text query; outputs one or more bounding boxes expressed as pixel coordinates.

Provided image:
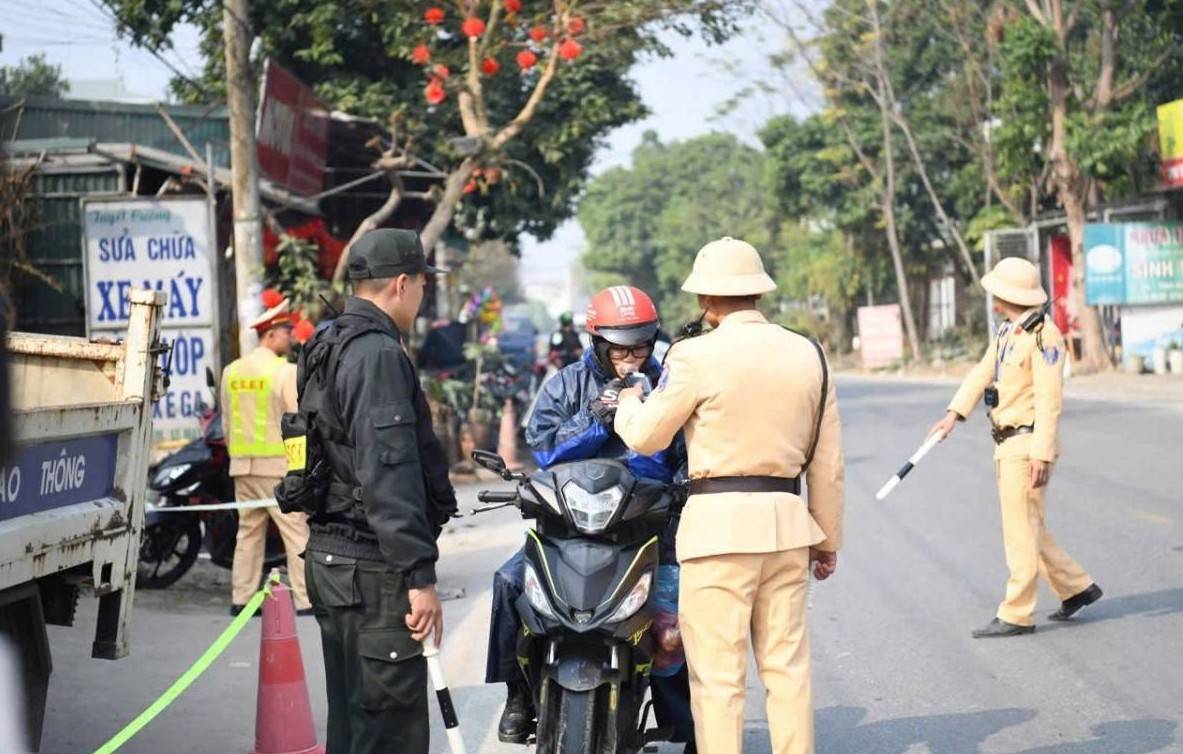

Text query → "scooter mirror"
[205,366,217,390]
[471,450,508,475]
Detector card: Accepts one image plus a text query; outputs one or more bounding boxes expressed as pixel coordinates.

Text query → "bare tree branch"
[1024,0,1047,24]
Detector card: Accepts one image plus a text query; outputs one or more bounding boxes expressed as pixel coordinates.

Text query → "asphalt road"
[33,376,1183,754]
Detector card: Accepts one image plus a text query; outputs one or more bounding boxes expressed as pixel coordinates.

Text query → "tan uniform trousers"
[230,475,311,610]
[994,458,1092,626]
[680,548,812,754]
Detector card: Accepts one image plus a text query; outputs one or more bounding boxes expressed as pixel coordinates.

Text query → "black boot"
[498,681,536,744]
[1049,583,1102,621]
[972,617,1036,638]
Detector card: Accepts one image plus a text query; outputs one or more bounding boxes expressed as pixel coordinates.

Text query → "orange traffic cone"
[251,573,324,754]
[498,398,520,470]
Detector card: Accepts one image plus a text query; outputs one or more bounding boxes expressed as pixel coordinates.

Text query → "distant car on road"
[498,306,540,371]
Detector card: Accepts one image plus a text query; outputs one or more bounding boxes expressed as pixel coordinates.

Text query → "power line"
[85,0,212,98]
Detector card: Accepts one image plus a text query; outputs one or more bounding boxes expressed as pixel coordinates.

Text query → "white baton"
[875,432,944,501]
[423,636,467,754]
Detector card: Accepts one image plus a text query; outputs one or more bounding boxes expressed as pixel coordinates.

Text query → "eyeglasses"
[606,344,653,359]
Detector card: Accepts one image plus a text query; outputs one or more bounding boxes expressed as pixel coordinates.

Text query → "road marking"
[1133,509,1175,526]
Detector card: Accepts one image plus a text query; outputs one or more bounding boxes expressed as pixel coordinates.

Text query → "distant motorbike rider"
[486,285,696,751]
[548,311,584,368]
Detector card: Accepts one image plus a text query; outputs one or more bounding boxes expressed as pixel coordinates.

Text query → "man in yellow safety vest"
[221,294,311,614]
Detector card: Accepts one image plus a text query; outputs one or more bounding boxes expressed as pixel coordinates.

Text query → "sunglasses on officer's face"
[606,344,653,359]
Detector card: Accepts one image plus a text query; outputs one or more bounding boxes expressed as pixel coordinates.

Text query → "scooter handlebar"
[477,491,517,504]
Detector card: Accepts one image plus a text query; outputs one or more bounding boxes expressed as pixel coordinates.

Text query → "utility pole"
[222,0,264,356]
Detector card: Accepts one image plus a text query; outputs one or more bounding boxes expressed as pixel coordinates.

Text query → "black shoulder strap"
[782,327,829,474]
[300,316,391,442]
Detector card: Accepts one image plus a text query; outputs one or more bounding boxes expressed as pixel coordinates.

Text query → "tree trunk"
[420,158,478,319]
[1046,30,1109,372]
[1063,194,1111,372]
[878,90,922,360]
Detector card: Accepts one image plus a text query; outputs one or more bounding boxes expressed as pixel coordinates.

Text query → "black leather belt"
[991,425,1034,445]
[689,476,801,496]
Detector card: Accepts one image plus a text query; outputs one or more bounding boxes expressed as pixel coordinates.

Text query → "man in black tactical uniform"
[300,229,458,754]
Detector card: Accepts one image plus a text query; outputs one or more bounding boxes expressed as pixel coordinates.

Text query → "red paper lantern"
[261,288,284,309]
[462,17,486,38]
[481,57,501,75]
[463,180,478,194]
[504,0,522,12]
[425,79,446,105]
[433,64,451,79]
[411,45,431,64]
[568,17,585,34]
[529,25,548,43]
[558,38,582,60]
[424,6,445,24]
[516,49,538,69]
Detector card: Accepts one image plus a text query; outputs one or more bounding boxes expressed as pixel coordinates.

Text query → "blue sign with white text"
[0,435,120,521]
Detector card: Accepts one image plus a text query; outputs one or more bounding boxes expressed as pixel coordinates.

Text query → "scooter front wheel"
[548,686,601,754]
[137,514,202,589]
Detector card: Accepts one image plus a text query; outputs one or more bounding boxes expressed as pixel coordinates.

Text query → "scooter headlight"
[606,571,652,624]
[524,563,559,621]
[561,482,623,533]
[152,464,191,490]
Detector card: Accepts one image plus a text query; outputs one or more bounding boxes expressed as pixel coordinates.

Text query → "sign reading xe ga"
[257,60,329,197]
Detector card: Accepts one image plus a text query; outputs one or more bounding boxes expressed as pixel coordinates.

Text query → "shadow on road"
[1039,587,1183,628]
[815,706,1035,753]
[814,706,1176,754]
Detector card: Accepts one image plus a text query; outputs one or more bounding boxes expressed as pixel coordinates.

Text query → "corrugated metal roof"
[12,166,123,336]
[0,95,231,168]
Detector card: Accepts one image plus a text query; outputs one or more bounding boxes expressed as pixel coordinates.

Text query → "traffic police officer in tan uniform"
[221,295,312,614]
[615,237,845,754]
[930,257,1101,638]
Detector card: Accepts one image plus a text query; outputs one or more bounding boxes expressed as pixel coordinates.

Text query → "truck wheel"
[137,516,202,589]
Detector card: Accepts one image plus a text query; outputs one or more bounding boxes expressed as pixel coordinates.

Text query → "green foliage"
[0,54,70,98]
[579,132,777,324]
[965,205,1021,253]
[104,0,754,249]
[992,1,1183,207]
[265,233,334,319]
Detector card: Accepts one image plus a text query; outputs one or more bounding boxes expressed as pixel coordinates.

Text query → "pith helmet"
[681,236,776,297]
[981,257,1048,308]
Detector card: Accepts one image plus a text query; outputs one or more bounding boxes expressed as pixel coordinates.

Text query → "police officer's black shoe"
[971,617,1036,638]
[1049,583,1102,621]
[498,681,535,743]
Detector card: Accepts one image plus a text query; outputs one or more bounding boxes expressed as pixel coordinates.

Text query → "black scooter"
[138,368,284,589]
[471,449,682,754]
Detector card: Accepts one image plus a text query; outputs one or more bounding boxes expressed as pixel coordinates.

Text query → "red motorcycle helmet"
[585,286,660,346]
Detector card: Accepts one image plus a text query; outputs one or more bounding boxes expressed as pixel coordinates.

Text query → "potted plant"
[464,342,502,450]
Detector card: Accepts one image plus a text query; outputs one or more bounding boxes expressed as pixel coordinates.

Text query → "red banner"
[256,60,329,197]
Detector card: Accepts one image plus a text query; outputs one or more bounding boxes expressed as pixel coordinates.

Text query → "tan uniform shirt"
[948,316,1066,462]
[615,310,845,563]
[221,346,298,478]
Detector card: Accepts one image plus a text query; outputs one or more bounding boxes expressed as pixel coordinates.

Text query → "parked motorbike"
[138,368,285,589]
[471,449,682,753]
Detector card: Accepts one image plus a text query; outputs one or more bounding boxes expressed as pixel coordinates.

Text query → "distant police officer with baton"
[286,229,458,754]
[929,257,1101,638]
[615,237,845,754]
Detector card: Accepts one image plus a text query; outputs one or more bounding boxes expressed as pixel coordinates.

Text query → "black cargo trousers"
[306,550,429,754]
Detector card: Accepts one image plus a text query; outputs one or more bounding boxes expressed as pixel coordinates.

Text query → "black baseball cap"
[347,229,447,280]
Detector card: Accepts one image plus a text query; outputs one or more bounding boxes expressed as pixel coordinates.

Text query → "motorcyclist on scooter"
[548,311,584,368]
[486,286,696,752]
